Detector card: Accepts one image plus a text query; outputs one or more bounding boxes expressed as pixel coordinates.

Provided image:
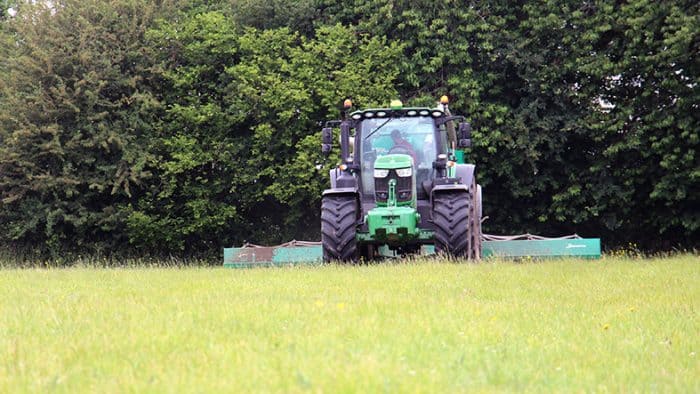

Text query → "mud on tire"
[321,194,358,263]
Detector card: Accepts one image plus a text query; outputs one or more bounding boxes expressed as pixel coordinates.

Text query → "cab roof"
[349,107,445,121]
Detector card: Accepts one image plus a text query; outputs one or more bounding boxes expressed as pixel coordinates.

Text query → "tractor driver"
[390,129,418,164]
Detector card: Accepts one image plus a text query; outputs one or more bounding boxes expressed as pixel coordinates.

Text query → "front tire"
[432,190,470,258]
[321,194,358,263]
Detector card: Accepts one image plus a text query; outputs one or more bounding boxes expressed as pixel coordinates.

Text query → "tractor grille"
[375,170,412,203]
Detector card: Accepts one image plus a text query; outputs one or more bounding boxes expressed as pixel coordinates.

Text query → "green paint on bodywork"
[364,206,420,242]
[482,239,601,259]
[387,179,397,206]
[356,228,433,243]
[447,162,457,178]
[374,154,413,170]
[374,154,416,208]
[454,150,465,164]
[368,153,419,241]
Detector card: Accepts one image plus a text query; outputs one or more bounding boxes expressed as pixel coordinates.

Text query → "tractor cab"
[356,109,449,202]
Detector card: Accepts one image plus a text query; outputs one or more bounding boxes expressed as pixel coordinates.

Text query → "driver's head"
[390,129,402,142]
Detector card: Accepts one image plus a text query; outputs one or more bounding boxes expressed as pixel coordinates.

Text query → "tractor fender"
[454,164,476,187]
[322,187,358,197]
[430,183,469,199]
[326,168,360,220]
[429,164,475,218]
[429,183,469,221]
[329,168,358,189]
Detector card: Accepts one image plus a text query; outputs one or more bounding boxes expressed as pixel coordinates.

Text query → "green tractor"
[320,97,482,262]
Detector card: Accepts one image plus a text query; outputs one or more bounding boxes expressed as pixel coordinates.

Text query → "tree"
[131,13,402,253]
[573,0,699,247]
[0,0,173,255]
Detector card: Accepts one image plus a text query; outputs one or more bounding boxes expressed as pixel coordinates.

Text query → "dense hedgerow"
[0,0,697,256]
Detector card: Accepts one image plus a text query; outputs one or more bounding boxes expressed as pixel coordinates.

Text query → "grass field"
[1,255,698,392]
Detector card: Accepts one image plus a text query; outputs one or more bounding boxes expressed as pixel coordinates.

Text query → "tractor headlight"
[374,169,389,178]
[395,167,412,177]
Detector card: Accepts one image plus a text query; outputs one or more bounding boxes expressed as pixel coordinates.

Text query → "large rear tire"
[321,194,358,263]
[432,190,470,258]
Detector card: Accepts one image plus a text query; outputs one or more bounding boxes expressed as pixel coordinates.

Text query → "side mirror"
[457,122,471,148]
[458,122,471,139]
[321,127,333,156]
[322,144,332,156]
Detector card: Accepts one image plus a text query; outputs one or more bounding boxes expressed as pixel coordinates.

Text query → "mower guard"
[223,235,600,267]
[223,241,322,268]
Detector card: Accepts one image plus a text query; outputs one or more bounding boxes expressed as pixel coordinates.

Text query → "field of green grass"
[1,255,698,392]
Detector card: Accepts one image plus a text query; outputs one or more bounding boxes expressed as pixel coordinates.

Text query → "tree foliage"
[318,0,699,247]
[129,13,401,252]
[0,0,172,255]
[0,0,696,257]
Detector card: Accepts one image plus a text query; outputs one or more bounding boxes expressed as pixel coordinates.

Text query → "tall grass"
[1,256,698,392]
[0,250,217,269]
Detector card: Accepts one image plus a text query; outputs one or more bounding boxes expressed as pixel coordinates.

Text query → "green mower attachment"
[223,235,601,267]
[223,241,323,268]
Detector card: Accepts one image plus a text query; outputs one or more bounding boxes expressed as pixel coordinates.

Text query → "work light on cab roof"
[390,99,403,109]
